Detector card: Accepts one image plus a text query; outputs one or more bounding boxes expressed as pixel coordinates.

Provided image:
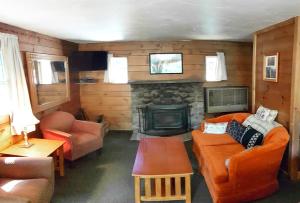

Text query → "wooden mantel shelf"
[128,79,203,85]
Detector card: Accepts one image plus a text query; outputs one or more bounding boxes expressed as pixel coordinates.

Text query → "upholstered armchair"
[40,111,104,161]
[0,157,54,203]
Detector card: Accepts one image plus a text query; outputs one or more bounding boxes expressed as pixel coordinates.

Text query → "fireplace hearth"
[138,104,191,136]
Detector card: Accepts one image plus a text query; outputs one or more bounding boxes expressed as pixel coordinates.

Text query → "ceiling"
[0,0,300,43]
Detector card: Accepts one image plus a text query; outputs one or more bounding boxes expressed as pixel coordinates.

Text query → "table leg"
[185,175,191,203]
[58,146,64,176]
[134,176,141,203]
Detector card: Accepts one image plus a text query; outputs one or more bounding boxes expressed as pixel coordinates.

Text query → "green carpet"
[53,131,300,203]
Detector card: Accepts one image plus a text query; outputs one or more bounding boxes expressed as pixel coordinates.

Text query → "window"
[205,56,218,81]
[205,53,227,82]
[104,54,128,84]
[0,50,10,115]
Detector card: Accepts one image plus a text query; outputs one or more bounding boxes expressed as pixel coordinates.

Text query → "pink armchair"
[40,111,104,161]
[0,157,54,203]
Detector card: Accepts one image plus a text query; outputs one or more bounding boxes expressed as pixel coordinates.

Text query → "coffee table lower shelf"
[134,174,191,203]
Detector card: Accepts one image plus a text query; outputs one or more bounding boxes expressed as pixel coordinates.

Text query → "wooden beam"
[252,33,257,113]
[289,16,300,180]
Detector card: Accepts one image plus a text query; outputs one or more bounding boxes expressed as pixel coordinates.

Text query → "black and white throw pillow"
[240,126,263,149]
[226,120,246,142]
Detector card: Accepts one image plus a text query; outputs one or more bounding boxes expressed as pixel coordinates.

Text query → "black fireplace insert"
[137,104,191,136]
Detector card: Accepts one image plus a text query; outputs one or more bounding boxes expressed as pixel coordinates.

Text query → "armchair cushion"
[71,120,103,137]
[0,178,50,203]
[0,157,54,203]
[0,157,53,180]
[70,132,102,160]
[40,111,75,132]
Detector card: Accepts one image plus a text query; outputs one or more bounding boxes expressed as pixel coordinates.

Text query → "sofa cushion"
[201,144,244,183]
[243,115,281,136]
[0,178,49,203]
[240,126,264,149]
[192,130,237,146]
[255,105,278,122]
[203,122,228,134]
[226,120,246,142]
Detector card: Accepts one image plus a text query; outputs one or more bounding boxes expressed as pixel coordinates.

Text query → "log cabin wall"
[79,41,253,130]
[0,22,80,116]
[253,18,295,128]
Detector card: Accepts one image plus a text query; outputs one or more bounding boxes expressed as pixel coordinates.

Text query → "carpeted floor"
[53,131,300,203]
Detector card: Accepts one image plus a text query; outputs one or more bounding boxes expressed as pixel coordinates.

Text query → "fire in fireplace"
[137,104,191,136]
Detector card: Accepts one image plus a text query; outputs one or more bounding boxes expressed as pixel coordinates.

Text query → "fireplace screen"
[138,104,191,136]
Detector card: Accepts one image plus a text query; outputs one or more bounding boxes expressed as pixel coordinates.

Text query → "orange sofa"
[192,113,289,203]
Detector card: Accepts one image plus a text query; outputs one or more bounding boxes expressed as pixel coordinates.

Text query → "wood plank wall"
[0,22,80,117]
[0,22,80,139]
[254,19,295,128]
[79,41,253,130]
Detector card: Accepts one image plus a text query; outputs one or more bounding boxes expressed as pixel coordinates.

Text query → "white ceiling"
[0,0,300,43]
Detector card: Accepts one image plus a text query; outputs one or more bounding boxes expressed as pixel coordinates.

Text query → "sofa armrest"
[0,157,54,180]
[71,120,103,137]
[228,144,286,187]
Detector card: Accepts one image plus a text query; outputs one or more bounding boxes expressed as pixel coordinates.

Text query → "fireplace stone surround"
[129,80,204,139]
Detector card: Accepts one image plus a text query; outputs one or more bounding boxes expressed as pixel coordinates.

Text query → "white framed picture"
[149,53,183,74]
[263,53,279,82]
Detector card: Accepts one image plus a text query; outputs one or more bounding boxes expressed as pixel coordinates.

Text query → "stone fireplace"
[130,80,204,139]
[137,103,191,136]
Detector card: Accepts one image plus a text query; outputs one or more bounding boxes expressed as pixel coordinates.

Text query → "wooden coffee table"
[0,138,65,176]
[132,137,193,203]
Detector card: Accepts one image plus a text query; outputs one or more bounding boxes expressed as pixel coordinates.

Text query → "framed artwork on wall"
[149,53,183,74]
[263,52,279,82]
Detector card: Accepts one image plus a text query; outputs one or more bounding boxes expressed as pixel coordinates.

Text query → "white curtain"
[216,52,227,81]
[104,53,128,84]
[0,33,39,134]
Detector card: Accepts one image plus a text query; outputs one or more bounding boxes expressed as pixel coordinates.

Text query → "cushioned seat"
[0,178,49,203]
[71,132,102,160]
[201,144,244,184]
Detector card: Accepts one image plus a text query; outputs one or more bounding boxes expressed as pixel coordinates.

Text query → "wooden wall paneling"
[0,22,80,138]
[289,16,300,180]
[254,19,295,128]
[79,41,253,130]
[253,17,300,179]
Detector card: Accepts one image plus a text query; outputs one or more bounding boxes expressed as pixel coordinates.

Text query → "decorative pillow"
[240,126,263,149]
[225,158,230,168]
[226,120,246,142]
[255,105,278,122]
[242,115,281,136]
[203,122,228,134]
